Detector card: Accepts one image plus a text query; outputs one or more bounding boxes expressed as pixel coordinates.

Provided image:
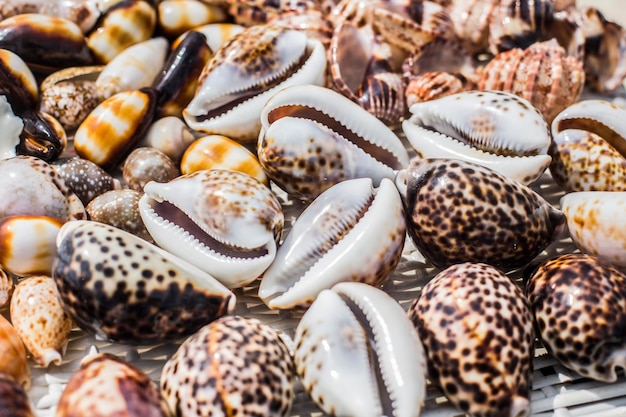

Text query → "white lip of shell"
[0,96,22,160]
[139,181,278,289]
[259,177,404,309]
[183,34,327,139]
[294,282,426,417]
[260,84,409,170]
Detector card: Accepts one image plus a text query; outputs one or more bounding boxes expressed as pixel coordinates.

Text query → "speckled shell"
[526,254,626,382]
[52,156,122,205]
[52,220,235,343]
[403,90,552,185]
[139,169,283,288]
[478,39,585,123]
[0,314,30,389]
[408,262,534,417]
[396,158,565,269]
[0,374,35,417]
[9,275,72,367]
[39,65,103,132]
[0,95,22,160]
[87,0,157,64]
[0,13,93,70]
[157,0,227,38]
[0,48,38,114]
[0,215,63,276]
[122,147,179,192]
[183,23,327,141]
[258,84,409,201]
[259,177,405,310]
[0,0,102,34]
[180,134,268,185]
[0,155,86,221]
[0,268,13,308]
[160,315,294,417]
[74,88,156,169]
[95,37,168,100]
[560,191,626,269]
[86,189,153,243]
[294,282,427,417]
[404,71,468,107]
[55,353,166,417]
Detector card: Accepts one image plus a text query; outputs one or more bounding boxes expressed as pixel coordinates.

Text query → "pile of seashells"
[1,0,626,416]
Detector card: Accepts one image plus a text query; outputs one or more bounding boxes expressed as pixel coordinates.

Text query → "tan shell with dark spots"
[526,254,626,382]
[408,262,534,417]
[160,315,295,417]
[122,147,179,192]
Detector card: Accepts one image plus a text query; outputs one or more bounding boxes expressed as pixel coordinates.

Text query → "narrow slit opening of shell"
[146,199,270,259]
[267,104,402,168]
[556,117,626,158]
[190,48,313,123]
[338,293,394,417]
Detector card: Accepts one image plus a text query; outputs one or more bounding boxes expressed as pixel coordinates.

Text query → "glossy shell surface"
[0,374,35,417]
[122,147,179,192]
[52,156,122,205]
[0,95,22,160]
[0,314,30,389]
[408,262,534,417]
[160,315,294,417]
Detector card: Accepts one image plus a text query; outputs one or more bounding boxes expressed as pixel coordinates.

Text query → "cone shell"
[10,276,72,367]
[408,262,534,417]
[526,253,626,382]
[56,353,166,417]
[0,314,30,389]
[160,315,294,417]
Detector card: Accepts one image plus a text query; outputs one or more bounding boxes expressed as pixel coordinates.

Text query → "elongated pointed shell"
[0,314,30,389]
[526,253,626,382]
[52,220,235,343]
[56,353,166,417]
[161,315,294,417]
[258,84,409,200]
[408,262,534,417]
[396,158,564,269]
[561,191,626,268]
[9,276,72,367]
[259,177,405,309]
[403,90,552,185]
[140,169,283,288]
[294,282,427,417]
[0,215,63,276]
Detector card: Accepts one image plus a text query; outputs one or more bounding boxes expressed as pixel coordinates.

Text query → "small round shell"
[52,157,122,206]
[122,147,179,192]
[9,275,72,367]
[160,315,295,417]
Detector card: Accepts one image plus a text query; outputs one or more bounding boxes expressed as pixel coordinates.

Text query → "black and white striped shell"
[395,158,564,269]
[52,220,235,343]
[526,253,626,382]
[160,315,294,417]
[408,262,534,417]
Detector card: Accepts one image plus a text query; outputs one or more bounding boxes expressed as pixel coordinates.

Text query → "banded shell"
[0,215,63,276]
[139,169,283,288]
[0,155,86,221]
[478,39,585,123]
[0,314,30,389]
[52,156,122,205]
[86,189,153,243]
[122,147,179,192]
[526,254,626,382]
[404,71,468,107]
[0,95,22,160]
[0,268,12,308]
[258,83,409,201]
[0,48,38,114]
[9,275,72,367]
[180,134,268,185]
[157,0,228,38]
[74,88,156,169]
[183,23,327,141]
[294,282,427,417]
[408,262,534,417]
[259,177,405,310]
[395,158,565,269]
[52,220,235,343]
[0,374,35,417]
[560,191,626,269]
[56,353,166,417]
[447,0,498,54]
[160,315,294,417]
[402,90,552,185]
[138,116,197,163]
[0,0,102,34]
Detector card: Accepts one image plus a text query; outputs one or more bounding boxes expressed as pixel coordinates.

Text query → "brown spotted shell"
[52,156,122,205]
[526,253,626,382]
[55,353,166,417]
[0,268,13,308]
[86,189,153,242]
[408,262,534,417]
[122,147,179,192]
[160,315,295,417]
[478,39,585,123]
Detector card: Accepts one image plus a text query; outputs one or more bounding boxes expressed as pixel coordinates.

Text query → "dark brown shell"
[0,374,35,417]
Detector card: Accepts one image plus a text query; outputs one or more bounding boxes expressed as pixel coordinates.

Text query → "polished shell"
[0,95,22,160]
[52,156,122,205]
[122,147,179,192]
[157,0,227,37]
[0,375,35,417]
[138,116,197,163]
[0,48,39,113]
[0,314,30,389]
[52,220,235,343]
